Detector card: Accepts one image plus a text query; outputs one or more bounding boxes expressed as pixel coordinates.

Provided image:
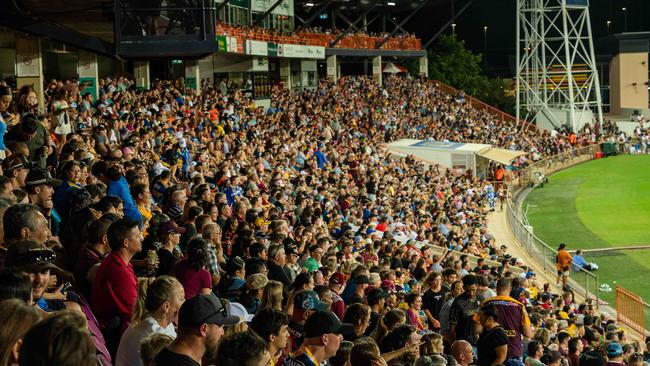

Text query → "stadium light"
[305,2,315,6]
[387,1,396,5]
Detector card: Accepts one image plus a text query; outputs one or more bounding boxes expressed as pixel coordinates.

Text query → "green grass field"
[524,154,650,308]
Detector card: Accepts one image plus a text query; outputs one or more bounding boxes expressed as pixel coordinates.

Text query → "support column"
[198,56,215,87]
[133,61,150,90]
[326,55,337,83]
[419,56,429,78]
[15,33,44,111]
[279,59,291,90]
[372,55,382,85]
[78,50,99,102]
[185,60,200,94]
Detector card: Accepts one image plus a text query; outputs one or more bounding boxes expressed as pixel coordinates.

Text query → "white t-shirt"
[115,315,176,366]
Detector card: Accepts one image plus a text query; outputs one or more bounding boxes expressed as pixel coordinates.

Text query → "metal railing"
[506,144,605,305]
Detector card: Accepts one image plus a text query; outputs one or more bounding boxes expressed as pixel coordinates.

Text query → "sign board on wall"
[246,40,268,56]
[79,77,97,100]
[15,35,40,77]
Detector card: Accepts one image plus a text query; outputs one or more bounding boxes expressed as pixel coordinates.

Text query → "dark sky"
[448,0,649,76]
[318,0,649,76]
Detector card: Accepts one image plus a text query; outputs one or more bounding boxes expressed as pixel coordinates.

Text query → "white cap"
[225,302,254,322]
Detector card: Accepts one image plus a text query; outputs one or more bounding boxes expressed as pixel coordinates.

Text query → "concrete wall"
[609,52,649,115]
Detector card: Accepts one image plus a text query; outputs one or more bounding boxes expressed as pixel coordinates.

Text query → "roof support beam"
[375,0,430,49]
[303,0,337,27]
[252,0,285,27]
[216,0,233,12]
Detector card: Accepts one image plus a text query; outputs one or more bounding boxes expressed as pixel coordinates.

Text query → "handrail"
[431,79,538,131]
[216,23,422,50]
[506,143,604,305]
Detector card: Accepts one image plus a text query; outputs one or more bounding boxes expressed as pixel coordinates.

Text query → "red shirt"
[91,252,137,330]
[171,258,212,299]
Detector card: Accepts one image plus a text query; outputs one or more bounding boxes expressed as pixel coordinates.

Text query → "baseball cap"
[178,295,240,328]
[329,272,346,285]
[160,220,186,234]
[246,273,268,290]
[4,240,62,273]
[304,311,342,338]
[607,342,623,357]
[2,154,31,173]
[225,302,254,322]
[25,168,62,187]
[294,290,329,312]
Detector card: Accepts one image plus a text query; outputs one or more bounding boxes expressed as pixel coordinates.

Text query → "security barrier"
[616,287,645,338]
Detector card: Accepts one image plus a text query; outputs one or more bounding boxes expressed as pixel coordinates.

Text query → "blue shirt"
[572,254,588,270]
[107,176,143,224]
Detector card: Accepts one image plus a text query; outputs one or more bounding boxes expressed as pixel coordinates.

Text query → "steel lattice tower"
[515,0,603,131]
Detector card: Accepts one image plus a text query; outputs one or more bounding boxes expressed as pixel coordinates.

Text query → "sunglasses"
[198,305,228,325]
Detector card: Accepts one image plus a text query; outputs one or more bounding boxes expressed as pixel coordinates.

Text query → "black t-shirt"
[157,248,179,276]
[366,311,381,336]
[422,288,448,321]
[477,326,508,366]
[153,347,200,366]
[449,293,480,345]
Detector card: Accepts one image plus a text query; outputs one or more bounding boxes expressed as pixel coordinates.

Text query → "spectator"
[115,276,185,366]
[555,243,572,287]
[250,308,290,366]
[476,304,507,366]
[283,310,343,366]
[571,250,597,272]
[19,311,98,366]
[450,340,474,366]
[267,243,291,287]
[288,290,330,351]
[91,218,142,355]
[171,237,212,299]
[525,340,545,366]
[216,331,271,366]
[422,272,446,330]
[605,343,625,366]
[342,303,372,341]
[449,274,480,346]
[0,298,41,366]
[153,295,239,366]
[3,203,51,246]
[3,154,30,190]
[139,333,174,366]
[478,277,532,362]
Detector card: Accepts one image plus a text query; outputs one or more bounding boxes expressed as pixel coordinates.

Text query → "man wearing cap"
[154,295,240,366]
[4,239,64,309]
[604,343,625,366]
[25,168,63,231]
[288,290,330,352]
[268,243,291,287]
[3,154,30,189]
[283,311,342,366]
[328,272,346,319]
[347,274,370,305]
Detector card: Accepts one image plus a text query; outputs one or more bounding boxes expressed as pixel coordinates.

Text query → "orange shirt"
[556,249,573,271]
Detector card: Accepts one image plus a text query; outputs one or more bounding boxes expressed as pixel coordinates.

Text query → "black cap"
[304,311,342,338]
[4,240,62,273]
[2,154,31,173]
[25,168,62,187]
[178,295,240,328]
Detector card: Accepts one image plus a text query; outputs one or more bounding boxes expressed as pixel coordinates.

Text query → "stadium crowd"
[0,73,643,366]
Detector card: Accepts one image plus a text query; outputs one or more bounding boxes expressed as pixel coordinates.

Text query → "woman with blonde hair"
[115,276,185,366]
[0,299,41,366]
[260,280,284,311]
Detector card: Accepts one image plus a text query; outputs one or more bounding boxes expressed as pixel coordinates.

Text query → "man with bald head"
[451,340,474,366]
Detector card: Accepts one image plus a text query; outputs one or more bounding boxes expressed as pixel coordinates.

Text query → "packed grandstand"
[0,70,645,366]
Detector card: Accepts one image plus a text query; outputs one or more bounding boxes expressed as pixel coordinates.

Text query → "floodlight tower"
[515,0,603,131]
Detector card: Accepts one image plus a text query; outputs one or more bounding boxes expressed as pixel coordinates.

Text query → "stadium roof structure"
[387,139,525,177]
